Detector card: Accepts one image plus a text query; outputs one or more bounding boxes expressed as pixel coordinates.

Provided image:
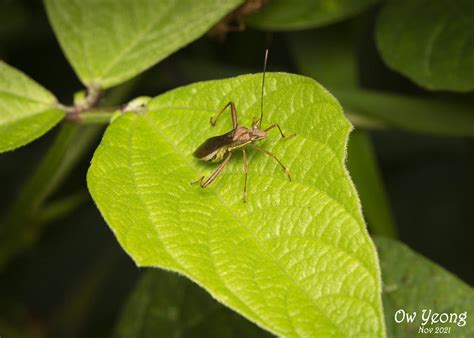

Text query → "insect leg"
[227,140,252,152]
[251,144,292,181]
[191,153,232,188]
[242,149,248,202]
[264,123,296,139]
[210,102,238,129]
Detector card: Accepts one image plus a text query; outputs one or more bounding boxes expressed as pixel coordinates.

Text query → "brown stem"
[62,84,104,123]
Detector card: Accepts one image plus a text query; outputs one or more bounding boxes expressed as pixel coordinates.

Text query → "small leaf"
[88,73,385,337]
[45,0,243,88]
[116,270,271,338]
[0,61,64,153]
[376,238,474,337]
[376,0,474,92]
[248,0,378,31]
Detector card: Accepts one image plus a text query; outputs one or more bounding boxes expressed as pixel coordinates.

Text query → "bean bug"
[191,49,295,202]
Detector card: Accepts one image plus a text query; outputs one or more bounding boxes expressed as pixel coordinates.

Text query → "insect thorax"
[233,126,267,142]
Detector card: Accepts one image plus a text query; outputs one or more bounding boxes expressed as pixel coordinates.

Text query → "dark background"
[1,1,472,337]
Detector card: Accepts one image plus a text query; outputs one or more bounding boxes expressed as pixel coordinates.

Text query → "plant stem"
[0,79,139,269]
[337,88,474,137]
[51,248,119,338]
[347,130,398,238]
[0,124,102,268]
[69,111,116,124]
[345,111,387,130]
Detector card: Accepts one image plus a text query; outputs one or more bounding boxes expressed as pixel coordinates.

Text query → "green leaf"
[376,0,474,92]
[0,61,64,153]
[45,0,243,88]
[376,238,474,337]
[247,0,378,31]
[116,270,271,338]
[347,131,397,238]
[88,73,386,337]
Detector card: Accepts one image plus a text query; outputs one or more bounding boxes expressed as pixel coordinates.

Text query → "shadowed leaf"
[377,238,474,337]
[116,270,271,338]
[376,0,474,91]
[248,0,378,31]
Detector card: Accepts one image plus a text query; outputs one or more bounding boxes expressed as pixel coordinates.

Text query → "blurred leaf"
[289,25,474,137]
[377,238,474,337]
[348,131,396,237]
[376,0,474,92]
[0,124,101,269]
[0,1,29,41]
[88,74,385,337]
[45,0,243,88]
[116,270,271,338]
[0,319,22,338]
[336,89,474,137]
[287,25,358,88]
[52,249,119,338]
[36,191,89,225]
[248,0,378,31]
[0,61,64,153]
[177,58,248,82]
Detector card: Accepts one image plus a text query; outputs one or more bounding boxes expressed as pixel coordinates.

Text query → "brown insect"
[192,50,294,202]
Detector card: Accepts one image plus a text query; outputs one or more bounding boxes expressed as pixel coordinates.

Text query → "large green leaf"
[247,0,378,31]
[45,0,243,89]
[376,0,474,92]
[88,73,385,337]
[377,238,474,337]
[0,61,64,153]
[116,270,271,338]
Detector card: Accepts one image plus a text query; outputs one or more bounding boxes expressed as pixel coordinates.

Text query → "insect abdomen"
[202,147,228,163]
[193,132,233,163]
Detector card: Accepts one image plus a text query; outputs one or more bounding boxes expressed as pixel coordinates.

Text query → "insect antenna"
[258,49,268,128]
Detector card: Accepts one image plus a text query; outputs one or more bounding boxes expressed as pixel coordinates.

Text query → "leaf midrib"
[95,0,175,82]
[205,168,376,278]
[0,108,62,128]
[0,89,55,107]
